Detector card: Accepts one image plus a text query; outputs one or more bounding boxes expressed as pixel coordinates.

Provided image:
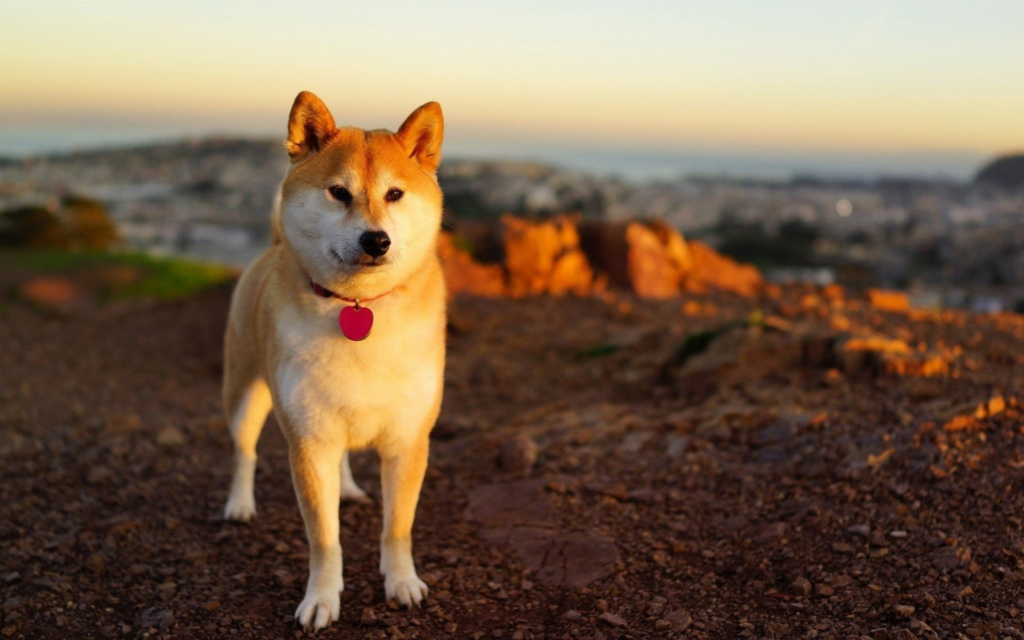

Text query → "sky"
[2,1,1024,177]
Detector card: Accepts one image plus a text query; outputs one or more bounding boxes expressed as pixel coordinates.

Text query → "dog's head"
[276,91,444,298]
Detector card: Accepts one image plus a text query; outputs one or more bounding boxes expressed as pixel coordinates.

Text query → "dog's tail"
[270,185,284,245]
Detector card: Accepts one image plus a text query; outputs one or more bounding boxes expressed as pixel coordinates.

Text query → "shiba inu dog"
[220,91,446,631]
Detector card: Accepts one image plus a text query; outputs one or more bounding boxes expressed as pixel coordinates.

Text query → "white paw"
[385,574,428,608]
[223,493,256,522]
[294,586,341,631]
[339,484,371,504]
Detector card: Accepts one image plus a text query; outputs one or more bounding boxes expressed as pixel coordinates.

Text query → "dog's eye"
[385,188,404,203]
[327,186,353,206]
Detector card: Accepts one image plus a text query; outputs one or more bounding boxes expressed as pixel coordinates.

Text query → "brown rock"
[360,608,378,626]
[156,426,185,448]
[791,576,812,596]
[597,612,627,627]
[893,604,916,618]
[86,553,106,573]
[929,545,972,571]
[751,522,787,546]
[87,465,113,485]
[658,611,692,633]
[498,433,539,475]
[0,429,35,457]
[579,220,691,299]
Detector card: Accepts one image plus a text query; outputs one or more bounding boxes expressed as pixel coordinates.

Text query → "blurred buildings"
[2,140,1023,309]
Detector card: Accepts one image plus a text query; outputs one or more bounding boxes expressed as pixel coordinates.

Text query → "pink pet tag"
[339,303,373,341]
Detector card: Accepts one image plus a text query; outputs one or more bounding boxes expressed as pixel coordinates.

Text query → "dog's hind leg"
[339,452,370,503]
[223,377,272,521]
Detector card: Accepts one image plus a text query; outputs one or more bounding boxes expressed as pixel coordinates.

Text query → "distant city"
[1,137,1023,312]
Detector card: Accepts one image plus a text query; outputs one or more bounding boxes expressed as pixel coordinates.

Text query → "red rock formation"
[444,216,763,300]
[580,220,693,299]
[684,240,763,297]
[437,232,506,298]
[502,215,597,297]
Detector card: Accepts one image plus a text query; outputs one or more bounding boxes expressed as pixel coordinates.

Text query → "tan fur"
[221,92,446,631]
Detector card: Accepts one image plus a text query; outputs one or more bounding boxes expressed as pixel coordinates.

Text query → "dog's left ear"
[286,91,337,162]
[396,102,444,173]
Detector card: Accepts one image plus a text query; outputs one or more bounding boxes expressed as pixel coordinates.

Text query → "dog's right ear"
[286,91,337,161]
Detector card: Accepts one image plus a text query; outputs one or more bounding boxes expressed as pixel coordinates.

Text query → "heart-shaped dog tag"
[339,305,373,341]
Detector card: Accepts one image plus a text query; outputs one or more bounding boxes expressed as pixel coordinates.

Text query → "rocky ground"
[4,276,1024,640]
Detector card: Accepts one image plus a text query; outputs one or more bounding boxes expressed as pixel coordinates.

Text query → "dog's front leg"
[290,439,344,630]
[379,436,430,607]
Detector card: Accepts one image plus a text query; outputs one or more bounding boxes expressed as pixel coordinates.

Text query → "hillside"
[3,260,1024,639]
[976,154,1024,190]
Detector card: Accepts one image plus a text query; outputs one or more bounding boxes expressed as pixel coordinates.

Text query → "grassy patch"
[667,310,767,367]
[575,343,622,359]
[4,249,237,301]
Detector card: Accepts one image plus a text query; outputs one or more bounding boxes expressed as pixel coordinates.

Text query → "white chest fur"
[271,295,444,451]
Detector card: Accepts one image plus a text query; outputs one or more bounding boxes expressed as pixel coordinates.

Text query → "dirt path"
[4,285,1024,639]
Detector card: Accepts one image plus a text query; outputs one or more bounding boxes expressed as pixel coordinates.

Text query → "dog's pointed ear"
[396,102,444,173]
[286,91,337,161]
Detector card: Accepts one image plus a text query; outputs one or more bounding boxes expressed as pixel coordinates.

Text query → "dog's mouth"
[328,248,389,270]
[354,255,389,269]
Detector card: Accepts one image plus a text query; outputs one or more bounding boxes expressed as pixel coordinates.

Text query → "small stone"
[929,545,971,571]
[619,431,654,454]
[890,530,907,538]
[665,435,689,458]
[156,426,185,447]
[360,608,378,626]
[791,576,811,596]
[847,524,870,537]
[597,612,627,628]
[86,553,106,573]
[659,611,692,633]
[587,483,629,501]
[816,583,834,597]
[87,466,113,485]
[498,433,539,475]
[893,604,915,617]
[0,430,34,457]
[751,522,786,546]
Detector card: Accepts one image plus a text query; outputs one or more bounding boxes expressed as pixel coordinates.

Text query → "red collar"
[309,278,396,306]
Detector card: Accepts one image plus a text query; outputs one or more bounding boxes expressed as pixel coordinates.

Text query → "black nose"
[359,231,391,257]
